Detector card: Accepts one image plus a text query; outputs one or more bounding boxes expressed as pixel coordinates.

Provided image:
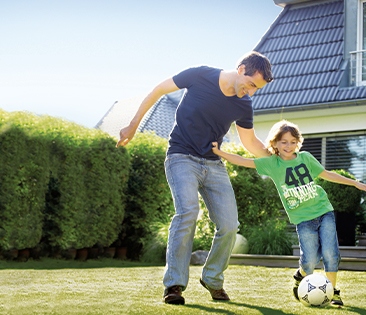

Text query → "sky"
[0,0,283,129]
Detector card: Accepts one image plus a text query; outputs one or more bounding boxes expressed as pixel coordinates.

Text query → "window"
[351,0,366,86]
[301,132,366,183]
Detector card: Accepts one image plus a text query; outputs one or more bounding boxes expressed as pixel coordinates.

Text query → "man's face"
[235,65,268,98]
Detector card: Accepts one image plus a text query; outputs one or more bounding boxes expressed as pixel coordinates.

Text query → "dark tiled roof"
[252,0,366,112]
[95,92,183,140]
[139,89,231,142]
[337,86,366,101]
[138,90,184,138]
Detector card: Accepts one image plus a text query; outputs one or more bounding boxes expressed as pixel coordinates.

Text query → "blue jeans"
[163,154,238,292]
[296,211,341,274]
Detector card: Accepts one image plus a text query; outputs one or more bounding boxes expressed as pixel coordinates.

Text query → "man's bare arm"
[116,78,179,147]
[236,125,270,158]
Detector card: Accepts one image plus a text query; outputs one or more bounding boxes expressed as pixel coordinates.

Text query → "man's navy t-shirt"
[167,66,254,160]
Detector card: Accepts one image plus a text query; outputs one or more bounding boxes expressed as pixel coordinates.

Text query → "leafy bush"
[192,202,215,252]
[0,110,129,252]
[247,220,295,255]
[84,138,129,247]
[356,194,366,235]
[121,132,174,259]
[42,116,129,250]
[221,143,282,234]
[315,169,362,214]
[0,111,50,250]
[140,222,169,264]
[140,207,215,263]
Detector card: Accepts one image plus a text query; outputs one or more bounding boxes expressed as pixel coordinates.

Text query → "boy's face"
[235,65,267,98]
[274,131,298,160]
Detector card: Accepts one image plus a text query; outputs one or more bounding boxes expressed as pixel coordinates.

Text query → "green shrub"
[356,193,366,235]
[247,220,295,255]
[0,110,129,252]
[41,117,96,250]
[42,116,129,250]
[0,111,50,250]
[192,202,215,252]
[140,222,169,264]
[315,169,362,214]
[121,132,174,259]
[84,138,129,247]
[222,143,282,234]
[140,207,215,263]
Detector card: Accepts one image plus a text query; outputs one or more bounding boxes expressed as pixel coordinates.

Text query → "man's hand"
[116,125,137,147]
[115,77,180,148]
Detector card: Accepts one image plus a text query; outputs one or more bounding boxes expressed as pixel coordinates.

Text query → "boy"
[212,120,366,306]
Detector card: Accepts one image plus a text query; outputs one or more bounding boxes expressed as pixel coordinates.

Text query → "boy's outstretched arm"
[319,170,366,191]
[212,142,256,168]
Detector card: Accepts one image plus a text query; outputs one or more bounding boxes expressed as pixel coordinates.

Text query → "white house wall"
[253,105,366,142]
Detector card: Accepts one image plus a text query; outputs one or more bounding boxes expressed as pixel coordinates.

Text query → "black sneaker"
[331,288,343,306]
[164,285,185,305]
[293,269,304,301]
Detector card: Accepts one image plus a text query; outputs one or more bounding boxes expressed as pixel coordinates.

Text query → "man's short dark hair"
[236,51,274,83]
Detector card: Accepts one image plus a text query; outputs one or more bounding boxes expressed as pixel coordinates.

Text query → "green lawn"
[0,258,365,314]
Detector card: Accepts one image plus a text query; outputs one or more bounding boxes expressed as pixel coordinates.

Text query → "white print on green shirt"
[281,182,319,209]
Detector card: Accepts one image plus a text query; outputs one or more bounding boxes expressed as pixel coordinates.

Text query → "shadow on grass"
[340,306,366,315]
[184,301,291,315]
[184,302,366,314]
[0,257,164,270]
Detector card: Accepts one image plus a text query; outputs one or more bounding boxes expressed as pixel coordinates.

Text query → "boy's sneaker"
[293,269,304,301]
[331,288,343,306]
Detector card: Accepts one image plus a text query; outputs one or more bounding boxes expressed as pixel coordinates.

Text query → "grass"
[0,258,365,314]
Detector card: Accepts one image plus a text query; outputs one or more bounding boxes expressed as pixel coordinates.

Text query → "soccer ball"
[232,234,249,254]
[298,274,334,307]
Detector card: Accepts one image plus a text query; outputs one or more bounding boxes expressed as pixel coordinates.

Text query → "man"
[116,51,273,305]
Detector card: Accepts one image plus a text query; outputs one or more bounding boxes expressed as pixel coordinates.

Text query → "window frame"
[354,0,366,86]
[301,130,366,183]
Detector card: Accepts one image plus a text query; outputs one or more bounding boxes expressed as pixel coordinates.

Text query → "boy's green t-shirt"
[254,151,333,225]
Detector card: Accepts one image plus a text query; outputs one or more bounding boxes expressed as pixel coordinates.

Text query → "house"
[252,0,366,183]
[96,89,235,143]
[97,0,366,182]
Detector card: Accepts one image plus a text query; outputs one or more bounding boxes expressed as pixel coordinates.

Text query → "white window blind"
[301,132,366,183]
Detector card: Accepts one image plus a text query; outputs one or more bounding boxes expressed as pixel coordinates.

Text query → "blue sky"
[0,0,282,128]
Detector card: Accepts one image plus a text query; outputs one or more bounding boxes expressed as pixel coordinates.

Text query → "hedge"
[42,116,129,250]
[0,110,129,252]
[221,142,283,236]
[118,132,175,260]
[0,109,286,259]
[315,169,362,214]
[0,110,50,250]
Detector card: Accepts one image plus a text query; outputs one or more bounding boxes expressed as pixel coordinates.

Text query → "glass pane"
[363,52,366,81]
[301,134,366,183]
[363,2,366,49]
[326,134,366,183]
[300,137,322,163]
[363,3,366,81]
